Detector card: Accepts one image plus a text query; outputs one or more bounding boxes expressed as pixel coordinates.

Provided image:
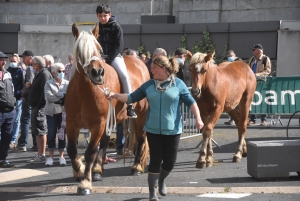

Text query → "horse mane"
[69,31,100,80]
[190,52,215,65]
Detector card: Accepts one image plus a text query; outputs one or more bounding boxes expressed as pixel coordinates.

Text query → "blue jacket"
[127,78,195,135]
[7,67,24,100]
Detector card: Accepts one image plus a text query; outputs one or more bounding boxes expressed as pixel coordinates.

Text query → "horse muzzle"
[89,67,105,85]
[191,88,201,98]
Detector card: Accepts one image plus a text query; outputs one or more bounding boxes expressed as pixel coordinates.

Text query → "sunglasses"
[57,70,65,73]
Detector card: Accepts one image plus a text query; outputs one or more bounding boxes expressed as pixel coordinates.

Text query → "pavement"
[0,116,300,201]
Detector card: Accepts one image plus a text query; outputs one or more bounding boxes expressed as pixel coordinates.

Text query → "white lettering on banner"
[251,90,300,107]
[281,90,300,105]
[265,90,277,105]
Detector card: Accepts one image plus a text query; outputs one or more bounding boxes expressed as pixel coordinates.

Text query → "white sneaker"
[59,157,66,166]
[45,157,53,166]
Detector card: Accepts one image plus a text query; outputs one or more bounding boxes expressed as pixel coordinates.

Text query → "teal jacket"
[127,77,196,135]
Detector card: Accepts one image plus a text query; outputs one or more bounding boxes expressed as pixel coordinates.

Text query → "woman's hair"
[96,4,111,14]
[152,55,179,75]
[51,63,65,74]
[32,56,46,68]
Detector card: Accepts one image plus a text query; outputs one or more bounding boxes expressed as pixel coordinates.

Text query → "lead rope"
[97,86,116,136]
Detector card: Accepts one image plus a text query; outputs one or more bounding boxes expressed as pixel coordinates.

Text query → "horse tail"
[128,118,149,172]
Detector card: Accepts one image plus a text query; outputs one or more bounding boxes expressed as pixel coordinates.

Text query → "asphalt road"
[0,116,300,201]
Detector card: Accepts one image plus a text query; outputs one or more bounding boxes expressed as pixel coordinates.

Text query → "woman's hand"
[105,92,115,100]
[196,118,204,130]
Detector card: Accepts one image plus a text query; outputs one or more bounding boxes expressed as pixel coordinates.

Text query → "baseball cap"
[0,51,8,58]
[250,44,263,51]
[174,48,187,55]
[20,50,34,57]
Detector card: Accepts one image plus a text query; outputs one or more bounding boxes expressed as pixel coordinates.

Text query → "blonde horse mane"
[69,31,100,80]
[190,52,215,65]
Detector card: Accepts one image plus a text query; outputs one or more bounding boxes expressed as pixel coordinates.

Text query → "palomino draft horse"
[65,24,149,195]
[189,52,256,168]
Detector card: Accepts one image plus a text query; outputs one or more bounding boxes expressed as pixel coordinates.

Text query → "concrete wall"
[277,21,300,76]
[1,0,300,25]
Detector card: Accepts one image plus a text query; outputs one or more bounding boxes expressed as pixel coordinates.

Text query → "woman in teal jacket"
[106,55,204,201]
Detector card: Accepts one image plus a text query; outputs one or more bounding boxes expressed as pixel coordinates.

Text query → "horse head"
[189,52,215,98]
[71,23,105,85]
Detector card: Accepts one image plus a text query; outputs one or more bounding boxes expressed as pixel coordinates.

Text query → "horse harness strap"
[97,86,116,136]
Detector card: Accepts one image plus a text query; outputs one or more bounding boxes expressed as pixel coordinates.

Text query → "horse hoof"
[92,173,103,181]
[206,163,213,168]
[232,156,241,163]
[195,162,206,169]
[77,188,91,195]
[131,170,141,176]
[242,153,247,157]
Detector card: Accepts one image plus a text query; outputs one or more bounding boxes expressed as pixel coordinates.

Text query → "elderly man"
[43,55,54,75]
[146,48,167,79]
[28,56,52,163]
[248,44,271,126]
[64,54,73,80]
[0,51,16,168]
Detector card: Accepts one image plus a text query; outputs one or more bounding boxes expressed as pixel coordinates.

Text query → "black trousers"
[147,132,181,173]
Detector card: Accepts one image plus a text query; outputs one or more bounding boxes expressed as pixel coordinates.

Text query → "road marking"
[1,186,300,194]
[197,193,251,198]
[0,169,48,183]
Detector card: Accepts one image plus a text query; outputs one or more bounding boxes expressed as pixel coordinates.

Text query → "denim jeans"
[10,99,22,143]
[0,110,16,160]
[116,122,124,151]
[250,114,267,122]
[46,113,65,151]
[18,98,35,147]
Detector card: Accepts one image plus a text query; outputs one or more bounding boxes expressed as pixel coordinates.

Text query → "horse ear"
[186,50,193,60]
[92,23,99,39]
[204,51,215,62]
[72,23,80,41]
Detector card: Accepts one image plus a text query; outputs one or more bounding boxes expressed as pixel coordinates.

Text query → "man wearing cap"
[0,51,16,168]
[174,47,191,87]
[16,50,37,151]
[248,44,271,126]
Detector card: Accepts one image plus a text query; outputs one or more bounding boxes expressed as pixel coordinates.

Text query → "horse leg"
[77,125,104,195]
[66,123,84,182]
[232,98,250,162]
[130,119,148,175]
[196,110,222,169]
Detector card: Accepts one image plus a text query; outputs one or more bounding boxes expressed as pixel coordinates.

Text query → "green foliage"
[138,45,145,53]
[181,34,187,49]
[192,29,228,65]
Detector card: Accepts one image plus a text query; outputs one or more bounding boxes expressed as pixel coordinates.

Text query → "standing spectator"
[224,50,242,126]
[145,48,167,79]
[28,56,52,163]
[174,48,187,82]
[7,54,24,149]
[17,50,36,151]
[44,63,69,166]
[0,51,16,168]
[140,53,148,64]
[248,44,271,126]
[64,54,73,80]
[105,55,204,201]
[43,55,54,75]
[96,4,137,118]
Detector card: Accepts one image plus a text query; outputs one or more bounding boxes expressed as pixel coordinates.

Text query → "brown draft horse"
[189,52,256,169]
[65,24,149,195]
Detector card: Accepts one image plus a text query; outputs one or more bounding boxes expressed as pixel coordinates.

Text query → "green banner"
[250,76,300,114]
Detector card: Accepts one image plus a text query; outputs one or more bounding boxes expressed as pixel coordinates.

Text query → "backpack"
[0,71,16,112]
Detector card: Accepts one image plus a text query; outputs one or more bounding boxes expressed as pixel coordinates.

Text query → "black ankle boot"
[148,173,159,201]
[158,168,169,196]
[127,104,137,118]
